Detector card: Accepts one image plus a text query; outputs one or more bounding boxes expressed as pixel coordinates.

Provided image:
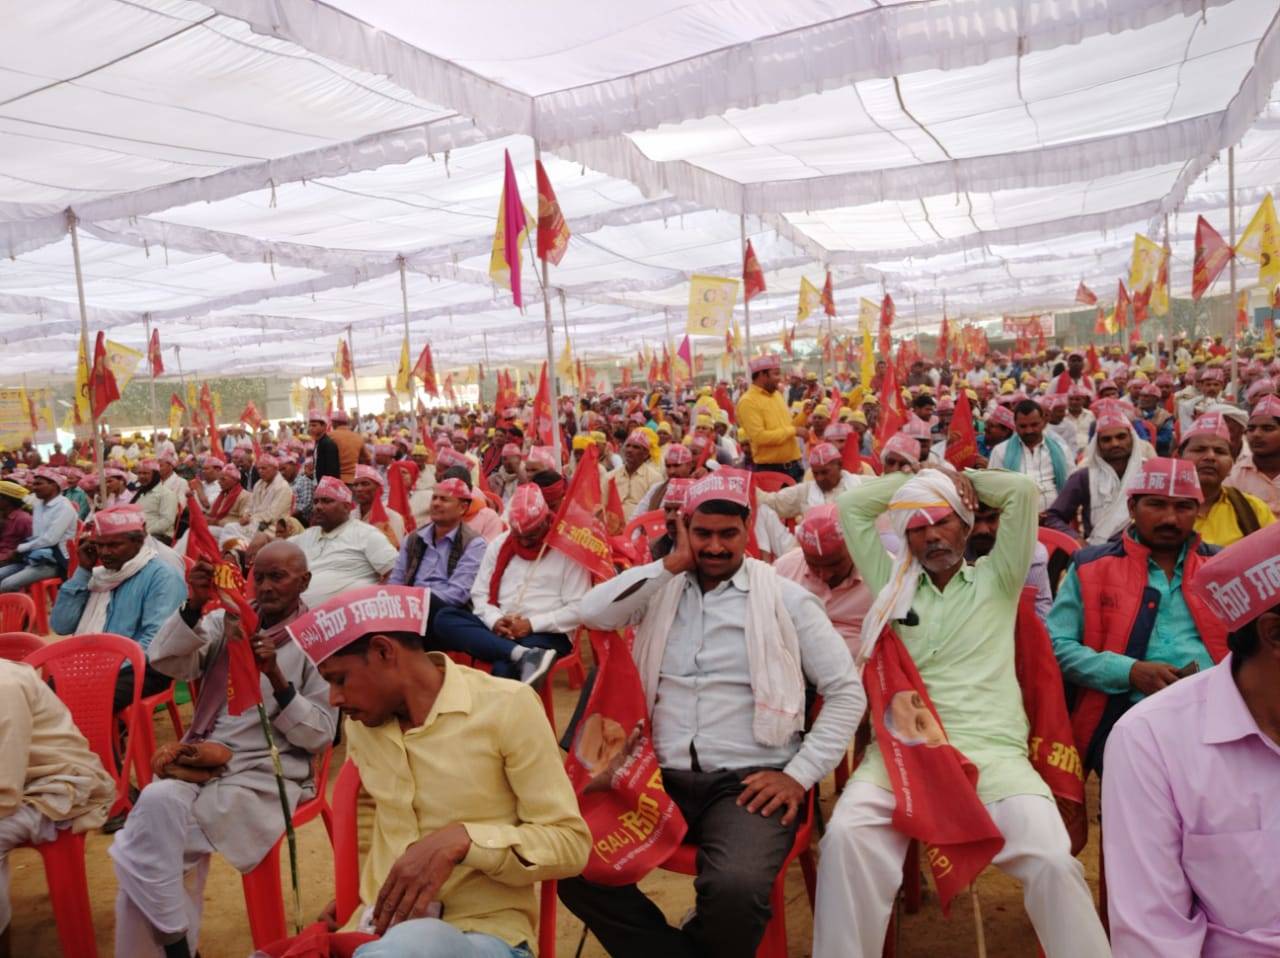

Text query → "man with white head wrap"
[813,466,1110,958]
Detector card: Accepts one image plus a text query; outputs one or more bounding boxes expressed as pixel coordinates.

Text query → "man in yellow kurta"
[291,585,591,957]
[736,354,807,481]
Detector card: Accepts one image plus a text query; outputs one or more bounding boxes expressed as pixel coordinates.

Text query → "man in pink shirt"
[1102,521,1280,956]
[1225,393,1280,516]
[773,504,871,658]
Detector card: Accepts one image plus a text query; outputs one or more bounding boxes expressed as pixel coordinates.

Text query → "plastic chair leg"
[241,839,288,949]
[754,877,789,958]
[163,696,184,740]
[34,830,99,958]
[565,657,586,689]
[799,849,817,907]
[903,840,922,913]
[538,879,557,958]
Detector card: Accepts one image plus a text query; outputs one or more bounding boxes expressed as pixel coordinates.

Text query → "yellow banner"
[104,340,144,392]
[395,337,411,393]
[1238,193,1280,291]
[797,277,820,324]
[1128,234,1163,294]
[686,274,739,336]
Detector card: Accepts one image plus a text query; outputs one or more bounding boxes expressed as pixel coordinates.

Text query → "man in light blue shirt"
[0,468,77,593]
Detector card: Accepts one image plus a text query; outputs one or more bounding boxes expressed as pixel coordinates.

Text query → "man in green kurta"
[812,467,1110,958]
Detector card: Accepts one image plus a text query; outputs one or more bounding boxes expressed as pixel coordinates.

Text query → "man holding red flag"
[815,467,1109,957]
[111,540,336,958]
[562,468,861,958]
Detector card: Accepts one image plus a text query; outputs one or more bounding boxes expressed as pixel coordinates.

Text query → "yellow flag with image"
[1237,193,1280,291]
[395,336,411,393]
[686,274,739,336]
[797,277,820,323]
[1128,234,1163,294]
[858,298,879,337]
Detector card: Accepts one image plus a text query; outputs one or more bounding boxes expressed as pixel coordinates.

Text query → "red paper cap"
[796,503,846,557]
[881,433,921,465]
[901,417,931,438]
[986,406,1016,431]
[220,463,241,480]
[32,467,66,489]
[314,476,353,504]
[91,505,146,535]
[662,477,692,507]
[509,483,550,533]
[353,464,383,487]
[1184,413,1231,443]
[526,446,557,471]
[1187,522,1280,631]
[436,446,471,470]
[433,477,472,501]
[1125,456,1203,503]
[287,585,431,666]
[684,467,751,514]
[500,443,522,458]
[809,442,841,467]
[824,422,853,440]
[749,353,782,373]
[664,443,692,465]
[1250,394,1280,422]
[1094,410,1131,434]
[625,430,651,449]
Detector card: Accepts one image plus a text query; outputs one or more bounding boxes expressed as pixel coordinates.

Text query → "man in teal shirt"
[1047,456,1227,774]
[814,466,1109,958]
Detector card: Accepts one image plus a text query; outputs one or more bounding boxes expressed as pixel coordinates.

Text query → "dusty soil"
[9,673,1102,957]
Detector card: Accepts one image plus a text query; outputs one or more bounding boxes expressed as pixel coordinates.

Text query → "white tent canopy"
[2,0,1278,379]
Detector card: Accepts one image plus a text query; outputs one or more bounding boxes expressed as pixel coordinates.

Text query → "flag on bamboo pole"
[743,240,766,302]
[861,327,875,387]
[1237,193,1280,291]
[858,298,878,337]
[676,335,693,383]
[821,270,836,317]
[874,358,906,449]
[199,383,223,461]
[19,388,36,438]
[1192,215,1233,300]
[1132,284,1152,325]
[796,277,820,323]
[411,343,439,397]
[239,401,263,430]
[104,340,143,392]
[1075,282,1097,306]
[73,333,91,425]
[90,331,121,418]
[1237,291,1251,335]
[660,344,672,383]
[489,149,530,308]
[1093,307,1108,335]
[337,338,353,379]
[687,275,739,336]
[1106,281,1131,335]
[945,391,978,469]
[936,313,950,362]
[544,445,614,582]
[148,328,164,376]
[1152,246,1170,317]
[169,393,185,433]
[557,337,577,388]
[395,336,411,393]
[1128,234,1164,298]
[532,362,555,447]
[535,159,571,266]
[878,294,895,358]
[443,373,457,404]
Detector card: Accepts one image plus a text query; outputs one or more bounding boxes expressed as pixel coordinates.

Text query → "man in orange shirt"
[328,410,369,486]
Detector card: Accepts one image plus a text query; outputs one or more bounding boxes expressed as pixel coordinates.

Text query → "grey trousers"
[557,766,800,958]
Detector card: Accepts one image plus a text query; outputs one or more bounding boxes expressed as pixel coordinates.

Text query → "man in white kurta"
[294,477,398,606]
[110,541,337,958]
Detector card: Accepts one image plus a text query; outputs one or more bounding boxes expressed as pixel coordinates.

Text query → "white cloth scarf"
[1085,429,1154,546]
[855,472,973,668]
[74,538,157,636]
[633,557,805,747]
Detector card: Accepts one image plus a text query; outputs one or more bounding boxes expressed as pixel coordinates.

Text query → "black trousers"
[558,766,800,958]
[112,662,175,714]
[751,460,805,482]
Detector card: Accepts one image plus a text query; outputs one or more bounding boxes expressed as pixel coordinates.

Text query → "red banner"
[864,629,1004,912]
[412,343,439,397]
[565,630,688,884]
[944,390,978,469]
[545,444,614,582]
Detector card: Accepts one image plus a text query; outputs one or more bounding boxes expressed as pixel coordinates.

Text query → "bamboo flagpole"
[143,313,160,441]
[529,138,562,465]
[398,256,413,414]
[1228,146,1239,396]
[346,323,362,415]
[67,210,107,505]
[741,214,753,358]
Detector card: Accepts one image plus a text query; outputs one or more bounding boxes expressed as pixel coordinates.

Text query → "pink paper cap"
[795,503,846,557]
[286,585,431,666]
[1186,522,1280,631]
[1183,413,1231,443]
[749,353,782,373]
[986,406,1016,431]
[91,505,145,535]
[314,475,353,504]
[881,433,921,465]
[1250,394,1280,422]
[509,483,550,533]
[353,464,384,487]
[526,446,557,472]
[664,443,693,465]
[1125,456,1203,503]
[32,467,66,489]
[809,442,841,467]
[684,467,752,514]
[661,477,692,507]
[433,477,472,501]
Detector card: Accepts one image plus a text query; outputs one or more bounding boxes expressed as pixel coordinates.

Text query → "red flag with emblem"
[532,362,555,447]
[412,344,440,397]
[874,356,907,448]
[148,328,164,377]
[936,313,950,362]
[878,294,895,358]
[535,159,571,266]
[545,445,615,581]
[239,401,262,430]
[1192,215,1233,300]
[821,270,836,317]
[944,390,978,469]
[1075,281,1097,306]
[90,331,120,418]
[199,383,223,462]
[743,239,766,302]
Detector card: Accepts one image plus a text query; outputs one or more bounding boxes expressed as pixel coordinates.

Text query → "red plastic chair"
[0,592,36,632]
[0,630,43,661]
[241,745,337,949]
[750,471,796,494]
[133,682,186,780]
[332,760,560,957]
[27,578,60,635]
[20,633,149,958]
[659,791,818,958]
[623,509,667,546]
[536,628,591,729]
[1037,526,1081,559]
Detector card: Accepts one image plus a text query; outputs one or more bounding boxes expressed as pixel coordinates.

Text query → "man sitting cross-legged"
[292,585,591,958]
[433,483,590,685]
[110,541,337,958]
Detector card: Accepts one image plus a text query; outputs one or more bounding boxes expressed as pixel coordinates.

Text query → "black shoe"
[519,648,557,687]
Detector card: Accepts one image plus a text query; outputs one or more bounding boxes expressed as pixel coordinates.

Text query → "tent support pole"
[67,210,106,505]
[143,313,160,441]
[534,140,561,466]
[398,256,412,412]
[1228,146,1239,395]
[741,215,753,359]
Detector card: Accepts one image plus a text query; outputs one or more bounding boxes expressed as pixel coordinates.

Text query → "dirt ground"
[9,673,1103,958]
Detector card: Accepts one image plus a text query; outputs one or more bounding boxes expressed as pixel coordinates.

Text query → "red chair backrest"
[23,633,144,806]
[0,631,43,661]
[0,593,36,632]
[751,471,796,494]
[332,760,364,925]
[1037,526,1081,559]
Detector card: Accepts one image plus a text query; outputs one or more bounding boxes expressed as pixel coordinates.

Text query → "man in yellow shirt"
[607,431,665,519]
[290,585,591,957]
[736,354,807,481]
[1179,413,1274,547]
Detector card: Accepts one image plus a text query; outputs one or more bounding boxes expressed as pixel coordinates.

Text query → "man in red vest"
[1047,457,1228,774]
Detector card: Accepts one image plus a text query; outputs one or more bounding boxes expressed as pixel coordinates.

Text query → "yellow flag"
[1128,234,1163,294]
[395,336,411,393]
[186,382,198,412]
[18,387,33,441]
[797,277,820,323]
[212,390,223,421]
[557,337,576,387]
[74,333,91,423]
[1152,245,1170,317]
[858,298,879,337]
[731,320,742,352]
[860,329,875,386]
[102,340,143,392]
[686,274,740,336]
[168,397,183,433]
[1238,193,1280,291]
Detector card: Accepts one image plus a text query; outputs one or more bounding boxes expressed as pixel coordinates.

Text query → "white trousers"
[813,781,1111,958]
[109,779,214,958]
[0,804,56,933]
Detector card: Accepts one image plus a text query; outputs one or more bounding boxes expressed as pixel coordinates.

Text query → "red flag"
[411,343,439,397]
[386,461,418,535]
[1192,215,1233,300]
[1115,280,1131,329]
[821,270,836,317]
[89,331,120,418]
[564,630,687,883]
[660,345,672,384]
[1050,370,1072,395]
[535,159,571,266]
[782,326,793,357]
[1074,281,1097,306]
[1085,344,1101,375]
[841,426,863,475]
[743,240,766,302]
[935,313,950,363]
[874,356,906,448]
[647,356,659,386]
[864,629,1005,912]
[239,401,262,430]
[603,477,626,537]
[184,489,262,715]
[494,149,529,309]
[1132,284,1151,325]
[621,366,633,387]
[878,294,895,358]
[1092,307,1108,335]
[443,373,456,404]
[713,384,735,424]
[338,339,354,380]
[148,328,164,376]
[199,383,224,462]
[944,390,978,469]
[545,445,614,581]
[532,362,555,447]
